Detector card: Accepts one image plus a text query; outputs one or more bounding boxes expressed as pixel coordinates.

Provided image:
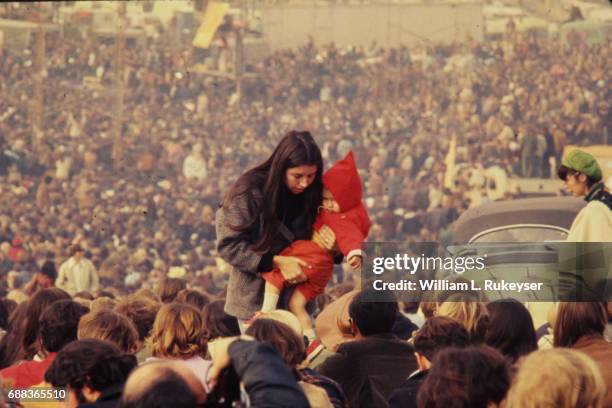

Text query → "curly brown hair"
[413,316,470,361]
[417,346,510,408]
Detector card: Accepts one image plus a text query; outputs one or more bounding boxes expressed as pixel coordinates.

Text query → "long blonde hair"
[505,348,606,408]
[148,303,207,359]
[436,296,487,339]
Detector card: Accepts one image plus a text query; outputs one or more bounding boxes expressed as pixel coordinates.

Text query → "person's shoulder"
[317,347,350,371]
[574,335,612,352]
[60,257,74,267]
[584,200,612,217]
[388,372,426,408]
[224,181,264,207]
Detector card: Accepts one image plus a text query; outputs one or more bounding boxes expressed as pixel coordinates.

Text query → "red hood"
[323,151,363,212]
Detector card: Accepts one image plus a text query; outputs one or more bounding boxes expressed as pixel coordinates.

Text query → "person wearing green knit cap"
[558,149,612,242]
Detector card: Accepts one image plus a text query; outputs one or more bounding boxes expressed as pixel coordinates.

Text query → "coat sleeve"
[323,205,371,260]
[229,340,310,408]
[55,261,67,289]
[215,191,267,275]
[333,220,366,259]
[566,202,612,242]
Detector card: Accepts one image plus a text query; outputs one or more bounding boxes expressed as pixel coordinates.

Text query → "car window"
[471,226,568,243]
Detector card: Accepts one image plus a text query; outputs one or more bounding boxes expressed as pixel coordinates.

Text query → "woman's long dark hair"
[554,302,607,348]
[0,301,30,368]
[484,299,537,363]
[201,300,241,341]
[22,287,71,360]
[222,130,323,253]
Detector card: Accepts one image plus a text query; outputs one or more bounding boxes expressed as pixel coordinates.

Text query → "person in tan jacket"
[55,244,100,295]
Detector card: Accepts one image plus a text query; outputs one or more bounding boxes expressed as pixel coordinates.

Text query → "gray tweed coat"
[215,188,303,320]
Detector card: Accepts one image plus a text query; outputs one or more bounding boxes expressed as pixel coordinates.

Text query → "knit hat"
[559,150,602,180]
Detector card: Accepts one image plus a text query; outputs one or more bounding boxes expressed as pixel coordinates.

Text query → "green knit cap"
[561,150,602,180]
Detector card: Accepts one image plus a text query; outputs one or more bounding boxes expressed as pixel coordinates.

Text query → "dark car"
[452,196,585,244]
[448,197,609,307]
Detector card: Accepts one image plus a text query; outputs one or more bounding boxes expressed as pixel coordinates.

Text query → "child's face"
[322,188,341,213]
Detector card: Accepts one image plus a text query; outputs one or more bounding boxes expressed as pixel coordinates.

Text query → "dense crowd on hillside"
[1,17,609,293]
[0,6,611,407]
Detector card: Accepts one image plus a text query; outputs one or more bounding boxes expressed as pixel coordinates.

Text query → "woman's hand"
[312,224,337,251]
[273,255,310,284]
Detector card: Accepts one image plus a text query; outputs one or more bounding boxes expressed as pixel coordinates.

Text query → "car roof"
[452,196,585,244]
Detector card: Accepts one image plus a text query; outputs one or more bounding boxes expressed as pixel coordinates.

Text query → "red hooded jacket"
[263,152,371,299]
[316,151,371,258]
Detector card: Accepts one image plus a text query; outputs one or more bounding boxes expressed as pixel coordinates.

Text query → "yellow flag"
[192,2,230,49]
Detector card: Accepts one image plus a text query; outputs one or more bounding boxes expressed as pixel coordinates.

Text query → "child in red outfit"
[260,152,371,341]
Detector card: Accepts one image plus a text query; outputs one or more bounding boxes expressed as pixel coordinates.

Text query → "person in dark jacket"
[45,339,137,408]
[388,316,470,408]
[317,289,417,408]
[216,131,336,325]
[246,317,348,408]
[209,337,310,408]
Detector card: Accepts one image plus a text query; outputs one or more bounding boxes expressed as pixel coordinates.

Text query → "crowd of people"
[0,282,610,407]
[0,4,611,407]
[1,14,610,294]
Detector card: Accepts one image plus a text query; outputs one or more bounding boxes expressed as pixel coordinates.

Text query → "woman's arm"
[215,191,268,275]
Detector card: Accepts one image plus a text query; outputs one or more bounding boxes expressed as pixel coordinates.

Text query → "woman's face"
[284,165,317,195]
[564,173,588,197]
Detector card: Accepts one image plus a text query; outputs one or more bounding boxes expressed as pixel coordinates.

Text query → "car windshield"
[471,226,568,243]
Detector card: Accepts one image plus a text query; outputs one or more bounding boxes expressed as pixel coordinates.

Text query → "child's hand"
[348,255,362,271]
[313,224,337,250]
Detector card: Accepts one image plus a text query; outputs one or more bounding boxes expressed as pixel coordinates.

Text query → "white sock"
[261,293,279,312]
[304,328,317,343]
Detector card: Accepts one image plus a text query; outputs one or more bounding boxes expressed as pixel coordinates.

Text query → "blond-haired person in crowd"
[435,293,488,342]
[146,303,212,392]
[505,348,606,408]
